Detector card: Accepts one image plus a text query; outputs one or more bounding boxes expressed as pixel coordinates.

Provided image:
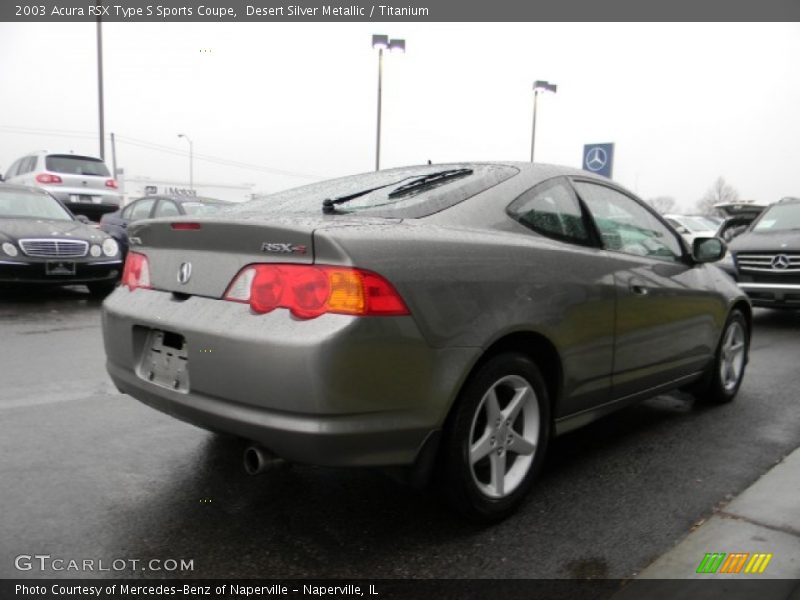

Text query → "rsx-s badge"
[261,243,307,255]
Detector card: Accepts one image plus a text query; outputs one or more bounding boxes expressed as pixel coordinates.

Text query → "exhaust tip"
[243,445,283,475]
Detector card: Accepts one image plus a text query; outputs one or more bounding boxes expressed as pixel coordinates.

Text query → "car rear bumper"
[102,288,478,467]
[49,190,121,220]
[0,259,122,284]
[737,282,800,308]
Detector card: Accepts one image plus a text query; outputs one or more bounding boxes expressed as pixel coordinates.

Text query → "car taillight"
[35,173,62,184]
[223,264,410,319]
[121,252,152,291]
[105,179,118,189]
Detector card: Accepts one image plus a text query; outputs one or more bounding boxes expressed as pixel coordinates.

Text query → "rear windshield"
[683,217,716,232]
[0,188,73,221]
[228,164,519,219]
[752,203,800,232]
[46,155,110,177]
[182,202,229,216]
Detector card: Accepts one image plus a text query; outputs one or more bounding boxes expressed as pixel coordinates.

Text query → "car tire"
[691,309,749,405]
[437,353,551,523]
[87,282,117,297]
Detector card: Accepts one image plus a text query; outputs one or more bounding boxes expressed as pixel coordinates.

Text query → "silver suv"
[4,151,121,221]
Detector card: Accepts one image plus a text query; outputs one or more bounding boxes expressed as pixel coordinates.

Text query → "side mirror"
[75,214,91,225]
[692,237,726,263]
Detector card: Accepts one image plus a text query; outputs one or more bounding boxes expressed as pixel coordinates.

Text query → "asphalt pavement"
[1,285,799,584]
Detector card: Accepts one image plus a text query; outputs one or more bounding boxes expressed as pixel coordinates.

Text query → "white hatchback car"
[4,151,121,221]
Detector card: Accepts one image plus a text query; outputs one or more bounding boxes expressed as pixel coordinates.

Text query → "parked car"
[719,197,800,308]
[4,151,121,221]
[100,195,231,257]
[102,162,751,521]
[664,214,718,245]
[714,200,768,242]
[0,184,123,295]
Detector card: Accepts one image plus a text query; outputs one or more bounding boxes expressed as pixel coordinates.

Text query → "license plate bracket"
[45,261,76,275]
[137,329,190,393]
[69,194,96,203]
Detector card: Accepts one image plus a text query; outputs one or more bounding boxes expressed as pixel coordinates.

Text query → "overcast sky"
[1,22,798,209]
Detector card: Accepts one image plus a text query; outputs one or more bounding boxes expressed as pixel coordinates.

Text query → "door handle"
[630,284,649,296]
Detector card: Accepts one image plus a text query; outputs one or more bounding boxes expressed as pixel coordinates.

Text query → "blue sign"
[582,143,615,178]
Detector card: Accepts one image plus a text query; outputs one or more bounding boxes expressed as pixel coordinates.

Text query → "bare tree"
[646,196,676,214]
[696,177,739,215]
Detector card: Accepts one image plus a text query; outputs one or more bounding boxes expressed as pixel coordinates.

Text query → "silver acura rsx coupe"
[102,162,751,521]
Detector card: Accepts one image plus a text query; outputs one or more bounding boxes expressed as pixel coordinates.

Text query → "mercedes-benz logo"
[771,254,790,270]
[585,147,608,172]
[177,262,192,284]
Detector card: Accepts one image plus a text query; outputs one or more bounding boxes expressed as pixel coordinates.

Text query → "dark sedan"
[100,195,231,256]
[102,162,751,522]
[0,184,123,295]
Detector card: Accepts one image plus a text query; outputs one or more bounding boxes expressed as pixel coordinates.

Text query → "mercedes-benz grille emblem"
[178,262,193,284]
[771,254,790,270]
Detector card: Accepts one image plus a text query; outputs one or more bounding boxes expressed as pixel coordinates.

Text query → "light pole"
[177,133,194,190]
[530,80,557,163]
[372,34,405,172]
[96,18,105,159]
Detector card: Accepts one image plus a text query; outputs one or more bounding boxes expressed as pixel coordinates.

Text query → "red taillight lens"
[171,222,202,230]
[105,179,118,189]
[121,252,152,291]
[35,173,62,184]
[224,264,409,319]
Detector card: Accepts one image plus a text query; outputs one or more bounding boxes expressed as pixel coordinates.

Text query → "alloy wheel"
[468,374,540,499]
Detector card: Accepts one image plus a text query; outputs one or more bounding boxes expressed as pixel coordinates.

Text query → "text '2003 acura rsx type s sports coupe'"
[102,163,751,522]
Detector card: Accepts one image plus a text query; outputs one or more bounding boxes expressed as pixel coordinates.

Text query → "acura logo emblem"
[178,262,192,284]
[771,254,790,270]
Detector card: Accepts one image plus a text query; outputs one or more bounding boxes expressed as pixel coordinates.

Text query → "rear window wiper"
[322,177,413,214]
[386,168,473,199]
[322,168,474,214]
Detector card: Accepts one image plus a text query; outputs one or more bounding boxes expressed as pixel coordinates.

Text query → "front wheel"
[692,309,749,405]
[438,353,551,523]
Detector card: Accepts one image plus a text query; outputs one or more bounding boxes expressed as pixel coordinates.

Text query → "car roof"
[0,183,52,194]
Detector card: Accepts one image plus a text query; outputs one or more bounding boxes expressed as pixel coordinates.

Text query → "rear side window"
[507,178,589,244]
[154,200,180,218]
[45,155,110,177]
[20,156,37,174]
[127,199,156,221]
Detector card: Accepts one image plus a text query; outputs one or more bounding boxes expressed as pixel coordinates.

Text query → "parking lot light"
[531,80,557,163]
[177,133,194,191]
[372,34,405,171]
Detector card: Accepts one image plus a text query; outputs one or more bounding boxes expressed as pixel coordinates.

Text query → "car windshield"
[182,202,228,216]
[752,203,800,232]
[45,155,110,177]
[0,189,73,221]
